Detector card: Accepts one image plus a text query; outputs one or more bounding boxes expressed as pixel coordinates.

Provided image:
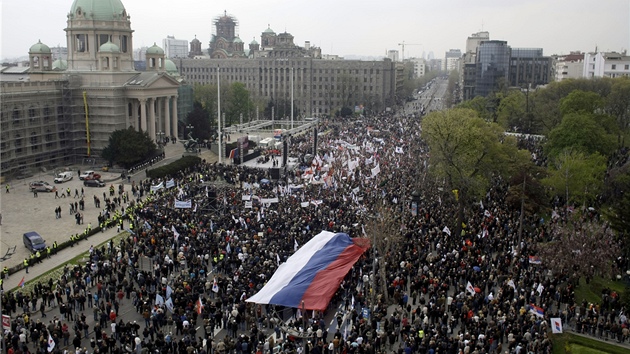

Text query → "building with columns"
[0,0,181,176]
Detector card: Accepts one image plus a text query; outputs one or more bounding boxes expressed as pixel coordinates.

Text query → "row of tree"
[422,77,630,279]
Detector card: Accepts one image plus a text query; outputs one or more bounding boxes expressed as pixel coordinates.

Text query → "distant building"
[388,50,399,62]
[509,48,552,87]
[163,35,189,58]
[583,51,630,78]
[426,58,442,72]
[444,49,461,72]
[553,52,584,81]
[460,31,552,100]
[475,40,511,97]
[409,57,426,78]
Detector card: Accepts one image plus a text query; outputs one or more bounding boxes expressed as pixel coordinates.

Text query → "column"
[172,96,178,138]
[131,100,139,129]
[148,97,156,141]
[164,96,171,138]
[139,98,147,133]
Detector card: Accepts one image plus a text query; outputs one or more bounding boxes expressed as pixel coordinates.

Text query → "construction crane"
[398,41,422,61]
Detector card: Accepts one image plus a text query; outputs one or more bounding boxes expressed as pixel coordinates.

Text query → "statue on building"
[182,132,198,152]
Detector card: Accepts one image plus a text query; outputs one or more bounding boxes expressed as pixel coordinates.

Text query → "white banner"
[260,197,279,204]
[150,182,164,192]
[174,200,192,208]
[551,318,563,333]
[245,201,253,209]
[166,179,175,188]
[300,202,310,208]
[371,164,380,177]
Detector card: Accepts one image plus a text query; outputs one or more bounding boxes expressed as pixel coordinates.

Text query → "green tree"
[423,108,515,236]
[559,90,604,116]
[605,77,630,143]
[602,162,630,235]
[225,82,252,125]
[545,112,616,158]
[101,127,157,168]
[456,96,491,121]
[186,102,212,141]
[542,149,607,207]
[496,90,526,131]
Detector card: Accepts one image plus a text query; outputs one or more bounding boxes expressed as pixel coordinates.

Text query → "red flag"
[18,276,25,288]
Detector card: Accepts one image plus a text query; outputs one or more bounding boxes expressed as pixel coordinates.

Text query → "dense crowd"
[2,106,629,354]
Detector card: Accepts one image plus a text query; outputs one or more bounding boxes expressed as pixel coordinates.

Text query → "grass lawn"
[573,276,626,305]
[552,333,628,354]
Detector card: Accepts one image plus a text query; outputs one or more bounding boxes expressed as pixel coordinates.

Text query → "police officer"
[3,266,9,279]
[23,258,29,273]
[53,240,58,254]
[35,250,41,264]
[46,246,51,259]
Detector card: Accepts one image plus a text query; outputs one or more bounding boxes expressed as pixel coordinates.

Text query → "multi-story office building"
[475,40,511,97]
[163,36,189,59]
[583,51,630,78]
[460,31,552,100]
[444,49,461,72]
[388,50,400,62]
[0,0,184,176]
[509,48,552,87]
[409,58,426,78]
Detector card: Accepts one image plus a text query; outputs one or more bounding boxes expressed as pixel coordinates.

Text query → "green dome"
[250,38,259,45]
[164,59,178,74]
[99,41,120,53]
[29,40,52,54]
[146,43,164,55]
[233,36,243,44]
[263,26,275,34]
[70,0,127,21]
[52,58,68,70]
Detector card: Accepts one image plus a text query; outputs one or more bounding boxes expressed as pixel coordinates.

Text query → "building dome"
[233,36,243,44]
[146,43,164,55]
[263,26,275,34]
[99,41,120,53]
[69,0,127,21]
[165,59,178,74]
[29,40,52,54]
[250,38,259,45]
[52,58,68,70]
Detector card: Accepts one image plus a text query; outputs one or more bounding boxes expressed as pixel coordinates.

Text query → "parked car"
[84,179,105,187]
[54,171,74,183]
[23,231,46,252]
[84,173,101,180]
[79,170,94,180]
[29,181,56,192]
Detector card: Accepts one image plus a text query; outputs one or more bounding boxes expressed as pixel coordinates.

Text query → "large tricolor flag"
[247,231,369,310]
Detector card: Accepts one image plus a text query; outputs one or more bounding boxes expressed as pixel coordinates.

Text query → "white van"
[259,137,274,147]
[54,171,74,183]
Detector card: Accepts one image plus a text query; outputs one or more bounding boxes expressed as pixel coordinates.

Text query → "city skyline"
[1,0,628,61]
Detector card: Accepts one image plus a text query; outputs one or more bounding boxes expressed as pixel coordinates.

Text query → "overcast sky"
[1,0,628,60]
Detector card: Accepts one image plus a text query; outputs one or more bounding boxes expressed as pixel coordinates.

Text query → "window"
[612,64,617,70]
[625,65,629,70]
[76,34,88,52]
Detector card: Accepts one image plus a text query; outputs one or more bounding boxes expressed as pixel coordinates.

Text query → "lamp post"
[410,190,420,216]
[157,131,165,148]
[186,124,194,138]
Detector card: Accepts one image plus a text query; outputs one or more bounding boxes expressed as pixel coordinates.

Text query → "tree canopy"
[101,127,157,168]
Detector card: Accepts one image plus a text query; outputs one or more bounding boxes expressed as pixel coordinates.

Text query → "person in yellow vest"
[2,266,8,279]
[52,241,58,255]
[0,278,3,290]
[35,250,41,264]
[24,258,29,273]
[46,247,51,259]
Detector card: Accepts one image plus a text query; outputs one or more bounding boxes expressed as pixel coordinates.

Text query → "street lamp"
[410,190,421,216]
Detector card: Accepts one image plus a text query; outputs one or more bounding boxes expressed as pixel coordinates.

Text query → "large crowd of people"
[2,104,629,354]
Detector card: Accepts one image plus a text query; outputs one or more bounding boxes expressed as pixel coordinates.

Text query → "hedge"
[146,155,202,179]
